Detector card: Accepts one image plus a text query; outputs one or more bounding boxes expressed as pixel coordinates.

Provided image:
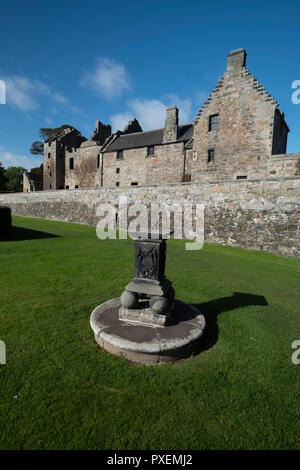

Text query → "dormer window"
[117,150,123,160]
[209,114,219,132]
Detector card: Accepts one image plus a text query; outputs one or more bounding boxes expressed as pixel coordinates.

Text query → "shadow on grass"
[11,226,60,241]
[193,292,268,352]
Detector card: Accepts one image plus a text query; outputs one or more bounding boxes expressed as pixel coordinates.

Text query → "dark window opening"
[69,158,74,170]
[66,185,69,189]
[116,168,120,174]
[117,150,123,160]
[147,145,155,156]
[58,186,63,189]
[49,184,52,189]
[49,171,52,177]
[209,114,219,132]
[97,154,100,168]
[48,153,51,158]
[75,185,78,188]
[116,182,120,186]
[236,175,247,179]
[208,149,215,163]
[131,182,138,186]
[48,142,51,146]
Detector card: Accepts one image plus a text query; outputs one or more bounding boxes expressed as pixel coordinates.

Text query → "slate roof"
[104,124,193,152]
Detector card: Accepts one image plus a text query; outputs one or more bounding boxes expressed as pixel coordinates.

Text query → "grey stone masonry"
[1,176,300,257]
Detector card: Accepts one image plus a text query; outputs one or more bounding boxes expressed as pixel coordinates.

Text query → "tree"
[5,166,26,192]
[30,141,44,156]
[30,124,73,156]
[0,162,8,192]
[39,124,73,141]
[30,163,43,175]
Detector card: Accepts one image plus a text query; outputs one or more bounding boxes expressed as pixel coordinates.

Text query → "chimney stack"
[163,106,178,143]
[227,48,247,75]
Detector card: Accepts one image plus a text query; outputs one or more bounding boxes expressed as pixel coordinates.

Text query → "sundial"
[90,232,205,364]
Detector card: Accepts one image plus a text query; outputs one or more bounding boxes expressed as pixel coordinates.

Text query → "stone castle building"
[43,48,300,191]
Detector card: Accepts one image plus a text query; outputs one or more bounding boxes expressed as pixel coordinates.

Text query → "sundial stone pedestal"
[120,237,175,327]
[90,234,206,365]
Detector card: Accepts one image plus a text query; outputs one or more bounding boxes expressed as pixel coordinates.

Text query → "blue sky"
[0,0,300,169]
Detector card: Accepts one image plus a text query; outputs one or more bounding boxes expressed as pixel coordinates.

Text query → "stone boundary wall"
[0,177,299,257]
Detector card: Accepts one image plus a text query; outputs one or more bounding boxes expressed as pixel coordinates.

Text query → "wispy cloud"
[110,94,193,131]
[1,75,84,116]
[0,148,43,170]
[4,77,49,111]
[80,57,131,100]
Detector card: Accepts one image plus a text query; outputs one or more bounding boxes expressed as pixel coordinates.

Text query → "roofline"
[113,122,193,138]
[103,138,191,153]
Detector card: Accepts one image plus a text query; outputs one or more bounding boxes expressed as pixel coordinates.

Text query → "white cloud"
[5,77,40,111]
[110,95,193,131]
[0,148,43,170]
[2,75,84,116]
[80,57,131,100]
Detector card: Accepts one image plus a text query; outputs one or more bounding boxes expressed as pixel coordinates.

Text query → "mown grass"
[0,215,299,450]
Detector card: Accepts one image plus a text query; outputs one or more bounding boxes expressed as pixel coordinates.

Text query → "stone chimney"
[163,106,178,143]
[227,48,247,75]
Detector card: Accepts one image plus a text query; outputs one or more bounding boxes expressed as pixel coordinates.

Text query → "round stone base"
[90,298,205,365]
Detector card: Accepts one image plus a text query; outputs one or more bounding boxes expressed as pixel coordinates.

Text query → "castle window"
[75,185,78,188]
[116,168,120,174]
[208,149,215,163]
[48,153,51,158]
[97,154,100,168]
[147,145,155,156]
[49,171,52,177]
[69,158,74,170]
[117,150,123,160]
[50,184,52,189]
[66,185,69,189]
[236,175,247,179]
[116,182,120,186]
[209,114,219,132]
[131,182,138,186]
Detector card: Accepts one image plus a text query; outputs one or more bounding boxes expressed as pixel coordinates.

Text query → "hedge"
[0,206,12,241]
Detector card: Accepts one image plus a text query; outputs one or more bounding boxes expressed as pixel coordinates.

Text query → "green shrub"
[0,206,12,240]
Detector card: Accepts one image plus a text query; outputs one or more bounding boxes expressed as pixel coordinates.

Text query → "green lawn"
[0,215,299,450]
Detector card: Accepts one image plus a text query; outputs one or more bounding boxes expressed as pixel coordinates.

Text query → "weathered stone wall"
[65,143,101,189]
[268,154,300,177]
[103,142,186,187]
[1,177,299,257]
[191,49,289,183]
[192,69,276,182]
[43,140,58,190]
